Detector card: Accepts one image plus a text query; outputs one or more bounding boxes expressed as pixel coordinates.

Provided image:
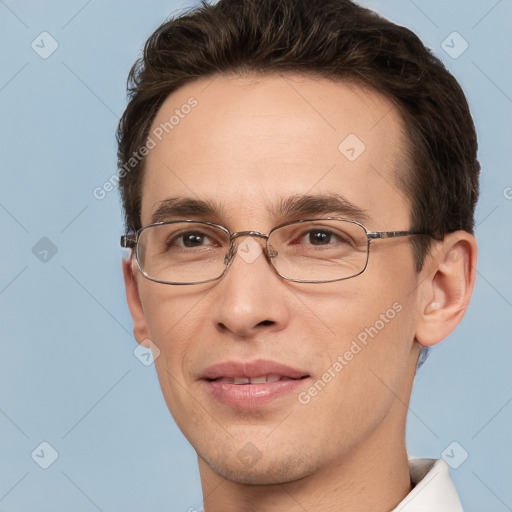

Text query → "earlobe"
[122,258,150,344]
[415,231,477,347]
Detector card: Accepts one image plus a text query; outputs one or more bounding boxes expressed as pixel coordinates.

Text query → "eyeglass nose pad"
[267,244,278,258]
[223,243,237,266]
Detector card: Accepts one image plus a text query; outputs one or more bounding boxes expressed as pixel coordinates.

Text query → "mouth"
[201,360,310,408]
[208,375,308,384]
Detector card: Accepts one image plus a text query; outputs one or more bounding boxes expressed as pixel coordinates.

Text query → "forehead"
[141,73,411,229]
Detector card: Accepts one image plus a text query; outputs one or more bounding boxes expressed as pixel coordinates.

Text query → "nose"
[212,235,290,339]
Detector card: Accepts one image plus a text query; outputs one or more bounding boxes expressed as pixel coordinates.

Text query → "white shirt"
[392,459,463,511]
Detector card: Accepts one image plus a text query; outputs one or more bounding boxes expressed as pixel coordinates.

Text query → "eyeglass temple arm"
[367,230,424,240]
[120,235,136,248]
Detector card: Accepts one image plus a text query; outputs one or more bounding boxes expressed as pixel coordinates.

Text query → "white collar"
[392,459,463,511]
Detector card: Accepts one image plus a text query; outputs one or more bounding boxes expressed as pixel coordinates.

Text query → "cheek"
[141,287,210,428]
[295,288,417,445]
[300,260,419,392]
[140,281,202,331]
[138,285,208,371]
[297,261,416,347]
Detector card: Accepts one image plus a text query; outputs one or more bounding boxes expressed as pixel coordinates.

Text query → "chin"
[199,446,316,485]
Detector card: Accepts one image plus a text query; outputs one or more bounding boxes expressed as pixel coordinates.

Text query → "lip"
[201,359,309,380]
[200,359,310,409]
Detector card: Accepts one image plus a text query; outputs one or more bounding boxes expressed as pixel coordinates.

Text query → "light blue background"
[1,1,511,510]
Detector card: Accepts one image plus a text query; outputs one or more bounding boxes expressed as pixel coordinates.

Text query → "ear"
[415,231,477,347]
[122,257,150,344]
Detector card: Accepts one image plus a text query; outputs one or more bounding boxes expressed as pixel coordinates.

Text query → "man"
[118,0,479,510]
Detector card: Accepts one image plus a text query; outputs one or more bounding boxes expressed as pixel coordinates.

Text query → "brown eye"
[166,230,217,250]
[297,228,352,247]
[306,230,333,245]
[181,232,208,247]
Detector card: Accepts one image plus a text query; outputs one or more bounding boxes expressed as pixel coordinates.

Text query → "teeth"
[217,375,285,384]
[250,376,267,384]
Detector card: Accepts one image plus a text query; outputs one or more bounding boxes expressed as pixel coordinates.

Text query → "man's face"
[128,74,425,484]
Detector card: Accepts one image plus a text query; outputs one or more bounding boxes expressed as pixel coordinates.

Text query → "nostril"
[258,320,274,326]
[217,322,228,332]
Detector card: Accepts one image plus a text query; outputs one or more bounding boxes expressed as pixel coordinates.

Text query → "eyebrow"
[150,193,370,225]
[151,197,221,224]
[271,193,370,224]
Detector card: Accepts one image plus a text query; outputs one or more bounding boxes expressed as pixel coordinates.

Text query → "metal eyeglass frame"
[120,218,429,285]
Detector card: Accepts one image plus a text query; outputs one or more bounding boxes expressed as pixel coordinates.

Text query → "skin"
[123,74,477,511]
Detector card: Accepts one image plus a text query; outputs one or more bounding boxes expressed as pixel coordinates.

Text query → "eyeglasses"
[121,218,428,285]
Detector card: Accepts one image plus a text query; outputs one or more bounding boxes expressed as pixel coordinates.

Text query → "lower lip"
[204,378,309,409]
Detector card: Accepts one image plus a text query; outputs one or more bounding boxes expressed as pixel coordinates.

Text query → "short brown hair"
[117,0,480,269]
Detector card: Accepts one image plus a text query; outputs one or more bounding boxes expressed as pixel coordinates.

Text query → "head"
[119,0,479,488]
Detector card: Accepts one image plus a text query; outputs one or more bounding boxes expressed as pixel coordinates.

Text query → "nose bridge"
[223,231,269,266]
